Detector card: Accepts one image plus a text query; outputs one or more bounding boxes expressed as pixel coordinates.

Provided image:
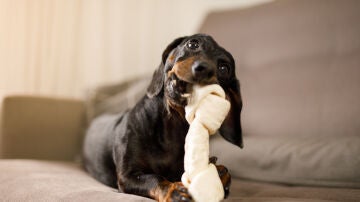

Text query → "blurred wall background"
[0,0,271,98]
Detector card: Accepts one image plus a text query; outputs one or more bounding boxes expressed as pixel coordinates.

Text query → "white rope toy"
[181,84,230,202]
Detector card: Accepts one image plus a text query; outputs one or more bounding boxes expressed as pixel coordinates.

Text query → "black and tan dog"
[83,34,242,202]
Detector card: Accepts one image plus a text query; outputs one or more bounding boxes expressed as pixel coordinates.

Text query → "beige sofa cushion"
[210,135,360,188]
[85,76,151,122]
[0,159,152,202]
[200,0,360,138]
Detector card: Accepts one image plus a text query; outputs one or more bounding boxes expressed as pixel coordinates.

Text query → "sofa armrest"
[0,95,86,161]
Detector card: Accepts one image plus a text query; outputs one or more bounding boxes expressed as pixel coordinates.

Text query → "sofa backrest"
[199,0,360,138]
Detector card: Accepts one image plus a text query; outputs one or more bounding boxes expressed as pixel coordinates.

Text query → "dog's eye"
[218,64,230,78]
[187,39,200,50]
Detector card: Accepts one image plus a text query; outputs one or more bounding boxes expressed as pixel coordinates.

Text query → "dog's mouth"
[165,74,193,107]
[165,57,219,110]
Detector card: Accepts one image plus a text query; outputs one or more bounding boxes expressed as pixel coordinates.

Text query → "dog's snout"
[192,62,214,81]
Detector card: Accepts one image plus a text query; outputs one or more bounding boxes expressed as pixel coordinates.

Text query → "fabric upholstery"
[1,160,359,202]
[0,96,86,161]
[210,135,360,188]
[199,0,360,138]
[85,76,151,122]
[0,160,152,202]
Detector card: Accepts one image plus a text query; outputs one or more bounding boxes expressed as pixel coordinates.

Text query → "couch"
[1,0,360,201]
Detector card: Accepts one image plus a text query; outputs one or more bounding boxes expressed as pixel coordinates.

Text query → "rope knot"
[185,84,230,134]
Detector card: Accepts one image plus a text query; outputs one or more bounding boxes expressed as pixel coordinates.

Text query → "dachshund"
[83,34,243,202]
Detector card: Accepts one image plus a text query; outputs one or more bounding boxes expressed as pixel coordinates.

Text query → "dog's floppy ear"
[147,36,187,98]
[220,79,243,148]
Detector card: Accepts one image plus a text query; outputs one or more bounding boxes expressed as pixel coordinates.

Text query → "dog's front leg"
[118,174,193,202]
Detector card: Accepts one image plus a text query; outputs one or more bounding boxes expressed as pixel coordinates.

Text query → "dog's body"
[83,34,242,202]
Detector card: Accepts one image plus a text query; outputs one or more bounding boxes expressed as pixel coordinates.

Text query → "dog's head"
[147,34,243,148]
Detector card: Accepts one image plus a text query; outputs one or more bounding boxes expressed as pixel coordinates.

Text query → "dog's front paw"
[216,164,231,198]
[164,182,193,202]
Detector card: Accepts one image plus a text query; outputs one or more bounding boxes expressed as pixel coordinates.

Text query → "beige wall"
[0,0,271,98]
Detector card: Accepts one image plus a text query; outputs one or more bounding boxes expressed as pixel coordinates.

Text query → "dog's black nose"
[192,62,214,81]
